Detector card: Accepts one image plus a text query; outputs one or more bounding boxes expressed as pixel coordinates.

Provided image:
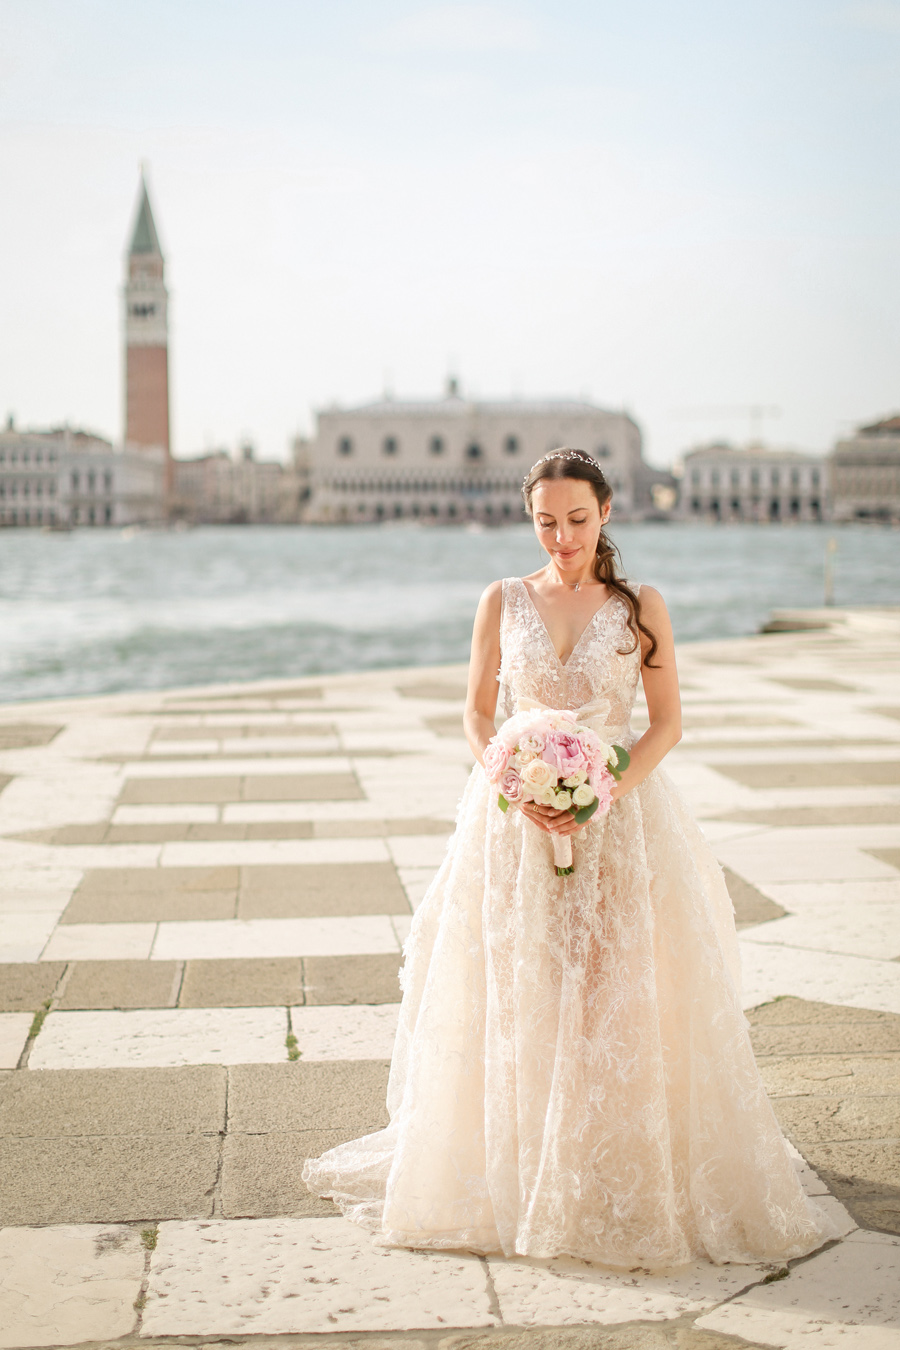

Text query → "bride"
[303,448,834,1269]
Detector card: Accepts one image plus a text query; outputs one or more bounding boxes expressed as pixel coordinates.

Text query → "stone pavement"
[1,606,899,1349]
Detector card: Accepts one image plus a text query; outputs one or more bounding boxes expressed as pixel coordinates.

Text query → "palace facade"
[830,416,900,523]
[302,382,663,523]
[679,444,827,522]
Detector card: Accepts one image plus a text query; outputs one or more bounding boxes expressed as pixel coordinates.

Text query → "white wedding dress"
[303,578,835,1268]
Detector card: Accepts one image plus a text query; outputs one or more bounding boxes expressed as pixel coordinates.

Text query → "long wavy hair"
[521,448,659,668]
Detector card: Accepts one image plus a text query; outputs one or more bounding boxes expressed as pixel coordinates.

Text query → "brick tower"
[123,171,171,491]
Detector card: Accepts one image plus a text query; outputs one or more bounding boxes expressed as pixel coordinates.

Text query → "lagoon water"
[1,522,898,704]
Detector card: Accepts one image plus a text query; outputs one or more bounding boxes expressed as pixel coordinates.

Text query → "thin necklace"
[546,563,586,593]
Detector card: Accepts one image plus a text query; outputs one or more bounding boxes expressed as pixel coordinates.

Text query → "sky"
[0,0,898,467]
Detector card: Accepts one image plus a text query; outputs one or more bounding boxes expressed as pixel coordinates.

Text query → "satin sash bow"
[515,694,613,729]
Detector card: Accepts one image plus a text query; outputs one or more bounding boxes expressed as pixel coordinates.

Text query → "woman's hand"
[517,800,589,836]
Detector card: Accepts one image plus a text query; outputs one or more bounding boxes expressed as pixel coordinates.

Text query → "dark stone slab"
[802,1140,900,1198]
[119,776,242,804]
[772,1095,900,1143]
[0,774,12,798]
[872,706,900,722]
[304,953,403,1006]
[722,868,786,928]
[716,760,900,789]
[221,1130,344,1218]
[241,773,362,801]
[227,1061,390,1133]
[58,960,181,1010]
[868,847,900,872]
[164,684,324,702]
[751,1022,900,1056]
[63,866,239,924]
[0,963,66,1012]
[312,817,454,838]
[748,996,896,1025]
[398,681,467,700]
[179,958,305,1008]
[106,823,191,843]
[0,1135,218,1225]
[770,677,858,692]
[425,715,466,738]
[849,1195,900,1236]
[238,863,410,919]
[0,723,62,749]
[0,1065,226,1136]
[245,822,316,840]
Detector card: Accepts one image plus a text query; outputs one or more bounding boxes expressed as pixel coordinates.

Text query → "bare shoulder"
[475,579,504,624]
[635,584,669,617]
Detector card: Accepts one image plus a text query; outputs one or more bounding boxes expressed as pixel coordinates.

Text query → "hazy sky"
[1,0,897,466]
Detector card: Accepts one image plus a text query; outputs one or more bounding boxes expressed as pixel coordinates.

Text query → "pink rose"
[519,732,546,755]
[542,731,588,778]
[589,765,616,815]
[483,738,511,783]
[499,767,524,803]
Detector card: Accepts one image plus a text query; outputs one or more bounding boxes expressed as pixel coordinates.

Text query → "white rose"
[573,784,596,807]
[515,749,536,766]
[531,788,557,807]
[555,790,573,810]
[594,739,614,765]
[608,745,619,768]
[521,758,557,791]
[563,770,587,788]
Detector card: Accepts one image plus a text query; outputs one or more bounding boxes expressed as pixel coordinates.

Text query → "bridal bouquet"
[483,709,630,876]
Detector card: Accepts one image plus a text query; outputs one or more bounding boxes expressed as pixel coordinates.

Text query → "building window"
[771,469,780,487]
[448,501,458,517]
[104,504,113,524]
[790,469,800,487]
[103,471,113,491]
[811,469,820,487]
[504,435,519,455]
[750,469,760,487]
[88,472,96,492]
[429,436,444,455]
[337,437,353,456]
[383,437,398,456]
[71,471,80,491]
[466,443,483,461]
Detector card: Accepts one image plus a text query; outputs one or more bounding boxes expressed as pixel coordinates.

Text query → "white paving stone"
[0,866,82,912]
[487,1250,772,1326]
[741,902,900,960]
[0,1013,32,1069]
[398,865,440,911]
[158,838,390,867]
[717,832,899,884]
[29,1006,287,1069]
[0,912,60,963]
[142,1216,496,1336]
[151,914,401,961]
[695,1230,900,1348]
[290,1003,400,1060]
[739,938,900,1015]
[0,1223,144,1349]
[41,921,157,962]
[388,835,452,868]
[764,878,900,910]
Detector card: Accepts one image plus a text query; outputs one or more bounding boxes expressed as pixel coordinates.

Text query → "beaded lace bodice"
[498,577,641,739]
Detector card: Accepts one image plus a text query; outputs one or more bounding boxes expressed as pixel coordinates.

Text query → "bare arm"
[610,585,682,801]
[463,580,503,765]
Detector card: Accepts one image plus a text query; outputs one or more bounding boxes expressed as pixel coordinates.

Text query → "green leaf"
[608,765,621,781]
[498,794,509,812]
[612,744,630,771]
[572,797,600,824]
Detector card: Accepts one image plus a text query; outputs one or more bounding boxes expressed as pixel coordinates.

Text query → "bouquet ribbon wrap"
[513,695,616,874]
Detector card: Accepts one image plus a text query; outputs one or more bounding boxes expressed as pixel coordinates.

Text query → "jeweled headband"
[522,449,600,486]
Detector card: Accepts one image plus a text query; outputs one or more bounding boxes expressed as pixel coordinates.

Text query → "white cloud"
[377,3,542,54]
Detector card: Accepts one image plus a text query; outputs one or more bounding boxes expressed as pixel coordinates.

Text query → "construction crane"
[671,405,782,445]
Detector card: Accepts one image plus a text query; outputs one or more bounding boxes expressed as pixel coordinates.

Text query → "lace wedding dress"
[303,578,835,1268]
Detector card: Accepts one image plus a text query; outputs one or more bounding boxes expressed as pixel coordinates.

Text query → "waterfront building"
[829,415,900,523]
[0,423,166,528]
[172,441,301,523]
[679,443,826,522]
[303,382,662,523]
[123,172,172,493]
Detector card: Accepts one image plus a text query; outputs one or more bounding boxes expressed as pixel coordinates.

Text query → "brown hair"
[521,448,659,668]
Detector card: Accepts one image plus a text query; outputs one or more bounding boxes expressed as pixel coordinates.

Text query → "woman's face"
[531,477,607,574]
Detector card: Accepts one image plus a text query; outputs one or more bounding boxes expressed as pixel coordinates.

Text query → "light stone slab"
[388,835,452,868]
[739,938,900,1015]
[0,1223,145,1349]
[487,1251,772,1327]
[123,755,352,777]
[290,1003,400,1060]
[398,865,440,911]
[695,1229,900,1348]
[764,878,900,910]
[221,736,340,754]
[0,1013,32,1068]
[42,922,157,962]
[0,912,59,963]
[740,902,900,960]
[151,915,402,961]
[28,1006,287,1069]
[0,866,82,911]
[142,1216,496,1336]
[716,831,900,883]
[392,914,413,946]
[159,838,390,867]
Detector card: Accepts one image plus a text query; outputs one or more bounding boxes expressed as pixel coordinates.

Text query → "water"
[0,523,897,704]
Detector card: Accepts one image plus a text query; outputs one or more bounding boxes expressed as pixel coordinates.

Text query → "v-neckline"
[517,577,615,669]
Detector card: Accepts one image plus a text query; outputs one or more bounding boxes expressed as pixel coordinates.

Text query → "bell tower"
[123,170,171,487]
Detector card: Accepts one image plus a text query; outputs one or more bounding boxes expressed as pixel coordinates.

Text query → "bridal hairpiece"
[523,449,597,484]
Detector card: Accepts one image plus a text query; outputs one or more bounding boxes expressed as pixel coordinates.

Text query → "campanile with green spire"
[123,170,171,487]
